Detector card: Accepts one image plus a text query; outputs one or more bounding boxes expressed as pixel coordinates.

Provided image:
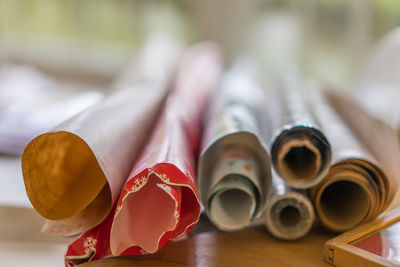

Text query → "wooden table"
[80,225,335,267]
[0,155,335,267]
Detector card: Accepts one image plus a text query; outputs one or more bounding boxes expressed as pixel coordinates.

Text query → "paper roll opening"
[266,192,315,240]
[210,188,255,231]
[272,127,331,188]
[279,205,301,227]
[319,180,370,231]
[22,131,109,220]
[280,144,319,181]
[111,175,180,255]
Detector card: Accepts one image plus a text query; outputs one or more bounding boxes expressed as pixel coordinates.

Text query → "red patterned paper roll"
[65,208,114,266]
[65,42,221,265]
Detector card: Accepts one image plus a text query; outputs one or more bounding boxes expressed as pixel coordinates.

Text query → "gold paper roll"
[22,35,181,235]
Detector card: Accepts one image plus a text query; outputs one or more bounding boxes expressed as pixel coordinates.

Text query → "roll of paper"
[22,35,181,236]
[268,68,331,189]
[265,170,315,240]
[326,91,400,210]
[65,42,222,265]
[110,42,221,256]
[198,61,272,231]
[351,27,400,209]
[310,90,392,232]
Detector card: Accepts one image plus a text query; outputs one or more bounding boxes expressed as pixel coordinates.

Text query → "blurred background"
[1,0,400,87]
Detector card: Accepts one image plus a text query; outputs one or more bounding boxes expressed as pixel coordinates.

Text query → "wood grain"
[79,225,335,267]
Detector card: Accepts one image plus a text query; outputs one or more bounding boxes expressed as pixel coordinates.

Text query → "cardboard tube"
[265,171,315,240]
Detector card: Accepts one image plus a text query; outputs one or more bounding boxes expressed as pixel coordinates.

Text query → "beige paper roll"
[310,90,391,232]
[22,35,181,236]
[327,92,400,210]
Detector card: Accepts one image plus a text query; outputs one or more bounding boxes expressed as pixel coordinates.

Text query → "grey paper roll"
[198,61,272,231]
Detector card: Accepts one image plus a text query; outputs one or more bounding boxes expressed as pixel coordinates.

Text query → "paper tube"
[352,27,400,208]
[198,61,272,231]
[21,35,181,236]
[326,91,400,210]
[310,90,392,232]
[265,170,315,240]
[269,69,331,189]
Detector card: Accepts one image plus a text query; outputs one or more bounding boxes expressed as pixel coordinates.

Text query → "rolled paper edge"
[208,175,259,231]
[42,184,112,236]
[311,165,377,233]
[198,132,272,221]
[111,180,181,255]
[64,206,115,267]
[110,163,201,256]
[277,138,322,182]
[271,126,332,189]
[265,191,315,240]
[325,91,400,210]
[22,131,112,235]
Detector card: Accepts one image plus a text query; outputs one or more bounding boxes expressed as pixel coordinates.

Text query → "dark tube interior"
[319,181,369,230]
[282,145,318,181]
[279,205,301,227]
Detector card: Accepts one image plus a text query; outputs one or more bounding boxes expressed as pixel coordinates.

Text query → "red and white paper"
[65,43,221,265]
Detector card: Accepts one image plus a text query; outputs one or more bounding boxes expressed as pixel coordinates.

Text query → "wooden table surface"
[0,155,336,267]
[80,225,335,267]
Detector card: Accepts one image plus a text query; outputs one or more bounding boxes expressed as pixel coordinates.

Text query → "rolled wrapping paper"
[110,43,221,255]
[325,92,400,210]
[21,35,181,236]
[310,90,392,232]
[351,27,400,208]
[265,170,315,240]
[64,42,222,265]
[198,62,272,231]
[268,69,331,189]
